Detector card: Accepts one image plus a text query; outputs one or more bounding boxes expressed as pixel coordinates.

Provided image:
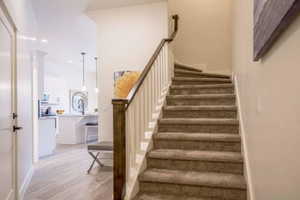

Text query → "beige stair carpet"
[133,64,247,200]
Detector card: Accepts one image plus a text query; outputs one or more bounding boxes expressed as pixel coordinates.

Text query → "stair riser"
[175,72,230,79]
[139,182,246,200]
[154,140,241,152]
[163,109,237,119]
[158,124,239,134]
[175,66,202,73]
[167,98,235,106]
[170,87,234,95]
[147,158,243,174]
[173,80,231,85]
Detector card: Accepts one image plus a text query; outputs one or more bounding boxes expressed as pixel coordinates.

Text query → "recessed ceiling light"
[18,35,37,41]
[41,39,48,43]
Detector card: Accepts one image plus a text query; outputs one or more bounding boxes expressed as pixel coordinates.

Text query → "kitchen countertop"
[39,116,58,120]
[58,113,98,118]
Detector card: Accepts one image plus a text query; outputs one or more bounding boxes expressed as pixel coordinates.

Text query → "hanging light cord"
[95,57,98,89]
[81,52,86,87]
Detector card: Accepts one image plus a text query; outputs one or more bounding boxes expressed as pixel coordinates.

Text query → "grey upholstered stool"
[87,141,113,173]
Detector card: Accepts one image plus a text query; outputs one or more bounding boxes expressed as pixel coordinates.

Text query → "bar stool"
[84,122,98,144]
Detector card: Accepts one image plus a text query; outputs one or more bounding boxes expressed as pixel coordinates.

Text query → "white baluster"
[163,45,167,90]
[161,46,165,91]
[134,96,140,159]
[156,59,160,108]
[150,67,155,125]
[157,54,162,100]
[158,55,162,106]
[161,50,164,94]
[144,76,150,133]
[128,104,135,169]
[125,110,130,182]
[168,44,173,84]
[140,84,145,141]
[153,61,158,114]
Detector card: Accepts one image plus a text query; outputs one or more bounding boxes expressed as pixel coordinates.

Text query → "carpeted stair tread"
[170,83,234,89]
[133,65,247,199]
[163,105,237,119]
[172,77,232,83]
[139,168,247,189]
[169,84,235,96]
[154,132,241,142]
[164,105,237,111]
[167,94,235,99]
[174,69,231,79]
[148,149,243,163]
[159,118,239,125]
[175,63,203,72]
[134,193,219,200]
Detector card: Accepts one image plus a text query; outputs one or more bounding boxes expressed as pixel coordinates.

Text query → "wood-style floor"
[24,144,113,200]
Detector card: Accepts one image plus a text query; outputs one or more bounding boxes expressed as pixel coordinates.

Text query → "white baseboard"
[5,190,14,200]
[233,75,255,200]
[18,167,34,200]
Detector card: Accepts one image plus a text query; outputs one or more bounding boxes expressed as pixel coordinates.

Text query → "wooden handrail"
[125,14,179,108]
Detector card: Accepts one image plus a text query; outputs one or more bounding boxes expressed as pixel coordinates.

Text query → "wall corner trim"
[18,167,34,200]
[233,75,255,200]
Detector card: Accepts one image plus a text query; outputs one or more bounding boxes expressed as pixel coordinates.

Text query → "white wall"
[44,59,98,113]
[232,0,300,199]
[88,2,168,141]
[168,0,233,74]
[3,0,38,198]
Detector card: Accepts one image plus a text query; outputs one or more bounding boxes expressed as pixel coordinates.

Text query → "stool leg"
[87,152,100,173]
[85,127,88,144]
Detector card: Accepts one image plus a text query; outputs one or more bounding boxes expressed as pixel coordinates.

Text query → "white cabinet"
[57,114,98,144]
[39,117,57,158]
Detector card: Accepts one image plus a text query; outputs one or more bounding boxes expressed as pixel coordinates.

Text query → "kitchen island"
[56,114,98,144]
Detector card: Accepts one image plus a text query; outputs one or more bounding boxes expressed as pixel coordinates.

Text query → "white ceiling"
[30,0,165,72]
[86,0,165,11]
[31,0,97,71]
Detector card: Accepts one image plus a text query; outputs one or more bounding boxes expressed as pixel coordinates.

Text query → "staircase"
[134,64,247,200]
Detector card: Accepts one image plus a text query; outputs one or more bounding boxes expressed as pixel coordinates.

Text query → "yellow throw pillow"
[114,71,140,98]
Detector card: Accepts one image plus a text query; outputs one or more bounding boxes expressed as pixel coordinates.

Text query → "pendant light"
[81,52,87,91]
[94,57,99,93]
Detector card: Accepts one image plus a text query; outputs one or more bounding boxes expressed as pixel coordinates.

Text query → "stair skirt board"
[131,65,247,200]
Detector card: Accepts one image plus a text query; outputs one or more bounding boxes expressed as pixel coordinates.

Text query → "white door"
[0,4,16,200]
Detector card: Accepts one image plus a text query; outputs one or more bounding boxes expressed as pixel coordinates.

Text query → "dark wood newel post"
[112,99,128,200]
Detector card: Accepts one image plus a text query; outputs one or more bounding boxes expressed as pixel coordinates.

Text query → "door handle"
[13,125,23,132]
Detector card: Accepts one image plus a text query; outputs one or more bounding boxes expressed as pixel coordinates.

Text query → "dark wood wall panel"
[254,0,300,61]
